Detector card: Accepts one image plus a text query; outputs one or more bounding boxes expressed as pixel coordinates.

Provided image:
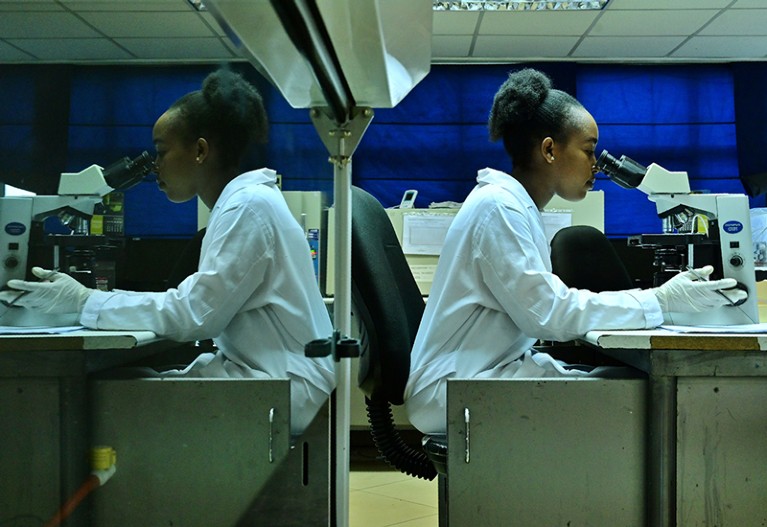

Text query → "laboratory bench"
[0,330,175,525]
[582,329,767,527]
[443,331,767,526]
[0,330,331,526]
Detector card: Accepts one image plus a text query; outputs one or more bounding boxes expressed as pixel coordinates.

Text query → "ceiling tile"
[221,38,244,58]
[478,11,601,36]
[433,11,480,35]
[699,9,767,36]
[115,37,236,60]
[606,0,732,8]
[200,12,226,37]
[730,0,764,9]
[573,36,686,58]
[431,35,473,58]
[0,12,100,38]
[673,36,767,58]
[0,40,36,61]
[0,0,764,64]
[0,1,64,11]
[8,38,132,60]
[77,11,214,38]
[60,0,192,11]
[472,35,580,58]
[729,0,765,7]
[590,10,719,36]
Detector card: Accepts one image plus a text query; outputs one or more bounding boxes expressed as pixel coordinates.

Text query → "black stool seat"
[423,435,448,476]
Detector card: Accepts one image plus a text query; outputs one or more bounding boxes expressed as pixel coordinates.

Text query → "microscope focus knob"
[729,254,744,267]
[4,255,19,269]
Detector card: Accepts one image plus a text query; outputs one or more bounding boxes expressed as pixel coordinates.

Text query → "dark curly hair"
[488,68,585,169]
[169,68,268,171]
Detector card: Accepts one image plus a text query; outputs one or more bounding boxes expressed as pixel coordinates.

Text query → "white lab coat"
[81,169,335,434]
[403,168,663,434]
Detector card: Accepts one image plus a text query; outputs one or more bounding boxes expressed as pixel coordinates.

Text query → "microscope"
[596,150,759,326]
[0,152,154,288]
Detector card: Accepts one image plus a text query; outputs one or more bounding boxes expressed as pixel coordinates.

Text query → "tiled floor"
[349,470,439,527]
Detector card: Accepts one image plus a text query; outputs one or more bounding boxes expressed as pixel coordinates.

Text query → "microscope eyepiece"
[595,149,647,190]
[102,151,155,192]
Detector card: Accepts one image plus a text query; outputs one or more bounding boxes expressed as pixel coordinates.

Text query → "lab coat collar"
[476,167,538,213]
[216,168,278,201]
[238,168,278,186]
[209,168,279,215]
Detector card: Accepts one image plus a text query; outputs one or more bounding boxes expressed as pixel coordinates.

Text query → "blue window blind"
[3,62,761,241]
[66,65,270,237]
[351,63,576,209]
[0,65,71,194]
[577,64,740,237]
[67,66,208,238]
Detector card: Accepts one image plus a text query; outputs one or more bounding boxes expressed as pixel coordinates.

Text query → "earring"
[550,155,555,161]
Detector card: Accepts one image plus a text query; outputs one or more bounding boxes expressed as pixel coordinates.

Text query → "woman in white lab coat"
[403,68,744,435]
[1,69,335,435]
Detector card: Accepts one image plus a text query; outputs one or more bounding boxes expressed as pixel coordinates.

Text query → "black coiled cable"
[365,397,437,481]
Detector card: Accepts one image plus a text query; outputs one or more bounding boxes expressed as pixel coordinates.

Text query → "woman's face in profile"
[152,109,201,204]
[552,108,599,203]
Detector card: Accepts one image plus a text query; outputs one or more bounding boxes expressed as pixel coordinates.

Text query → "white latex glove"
[0,267,93,314]
[653,265,747,313]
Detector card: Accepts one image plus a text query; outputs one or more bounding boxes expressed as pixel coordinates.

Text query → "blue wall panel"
[579,64,734,124]
[594,123,738,180]
[69,67,203,126]
[267,122,331,194]
[353,122,505,208]
[0,65,71,194]
[123,180,198,238]
[66,125,154,173]
[577,64,740,236]
[0,125,35,172]
[353,63,577,208]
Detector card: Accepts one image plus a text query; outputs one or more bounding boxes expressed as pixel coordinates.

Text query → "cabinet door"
[447,378,647,526]
[90,378,292,526]
[677,377,767,527]
[0,379,61,520]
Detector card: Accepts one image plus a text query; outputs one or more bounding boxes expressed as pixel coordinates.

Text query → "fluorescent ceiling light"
[433,1,609,10]
[188,1,609,13]
[187,0,206,11]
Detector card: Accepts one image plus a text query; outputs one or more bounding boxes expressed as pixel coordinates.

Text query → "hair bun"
[488,68,552,142]
[201,68,268,145]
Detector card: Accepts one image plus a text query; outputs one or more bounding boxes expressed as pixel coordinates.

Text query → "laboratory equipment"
[597,149,758,325]
[0,152,153,288]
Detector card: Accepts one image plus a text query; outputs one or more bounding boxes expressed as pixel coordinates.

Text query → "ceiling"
[0,0,766,64]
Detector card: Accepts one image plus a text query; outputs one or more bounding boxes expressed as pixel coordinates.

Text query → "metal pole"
[333,154,352,527]
[311,107,372,527]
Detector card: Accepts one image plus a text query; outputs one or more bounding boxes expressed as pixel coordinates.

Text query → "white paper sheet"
[402,214,455,255]
[660,323,767,334]
[0,325,85,335]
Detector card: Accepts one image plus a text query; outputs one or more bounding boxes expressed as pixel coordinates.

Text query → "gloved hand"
[653,265,748,313]
[0,267,93,314]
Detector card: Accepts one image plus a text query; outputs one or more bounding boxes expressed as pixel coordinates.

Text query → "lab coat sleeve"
[80,203,273,341]
[475,205,662,342]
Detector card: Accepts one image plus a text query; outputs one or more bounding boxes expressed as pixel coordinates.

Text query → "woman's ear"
[541,137,556,164]
[195,138,209,164]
